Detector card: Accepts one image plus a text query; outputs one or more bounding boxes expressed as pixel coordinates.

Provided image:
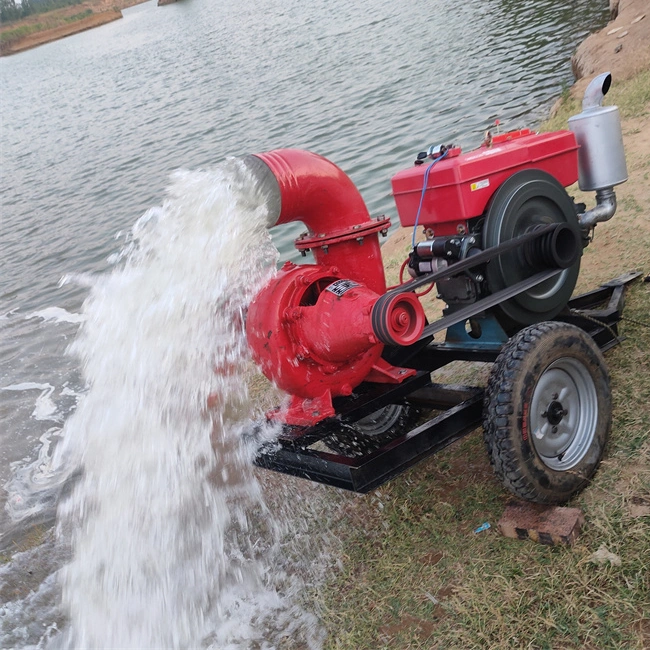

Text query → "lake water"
[0,0,609,646]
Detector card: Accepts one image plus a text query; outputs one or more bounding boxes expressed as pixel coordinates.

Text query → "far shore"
[0,0,148,56]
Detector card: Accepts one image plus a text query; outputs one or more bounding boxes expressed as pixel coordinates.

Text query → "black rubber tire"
[483,321,611,504]
[323,404,418,457]
[483,169,582,332]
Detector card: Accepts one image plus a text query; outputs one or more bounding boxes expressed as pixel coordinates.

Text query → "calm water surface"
[1,0,609,645]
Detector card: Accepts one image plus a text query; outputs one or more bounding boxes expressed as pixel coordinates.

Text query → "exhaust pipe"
[579,188,617,230]
[568,73,627,230]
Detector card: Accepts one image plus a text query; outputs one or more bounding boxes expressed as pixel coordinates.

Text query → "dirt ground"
[572,0,650,94]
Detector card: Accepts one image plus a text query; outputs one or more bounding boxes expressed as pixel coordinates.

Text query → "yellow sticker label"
[470,179,490,191]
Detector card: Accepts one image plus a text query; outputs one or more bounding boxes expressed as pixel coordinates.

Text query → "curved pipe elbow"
[582,72,612,111]
[579,188,617,230]
[245,149,387,293]
[248,149,371,231]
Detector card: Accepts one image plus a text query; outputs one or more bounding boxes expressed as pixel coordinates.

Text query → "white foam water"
[34,161,326,649]
[1,383,60,422]
[24,308,86,324]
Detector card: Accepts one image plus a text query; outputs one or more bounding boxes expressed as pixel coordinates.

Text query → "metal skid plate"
[253,272,640,492]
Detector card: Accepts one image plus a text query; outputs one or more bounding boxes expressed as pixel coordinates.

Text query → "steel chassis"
[253,271,641,493]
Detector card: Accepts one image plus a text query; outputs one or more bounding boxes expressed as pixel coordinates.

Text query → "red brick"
[498,500,584,546]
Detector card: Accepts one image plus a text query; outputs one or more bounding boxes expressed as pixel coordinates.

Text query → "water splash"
[43,161,325,648]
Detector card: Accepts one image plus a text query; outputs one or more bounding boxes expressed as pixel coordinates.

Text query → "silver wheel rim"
[354,404,404,436]
[529,357,598,471]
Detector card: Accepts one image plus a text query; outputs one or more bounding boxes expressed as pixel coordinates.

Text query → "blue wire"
[411,149,449,247]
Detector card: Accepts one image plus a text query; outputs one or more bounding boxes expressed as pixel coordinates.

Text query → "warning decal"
[326,279,360,297]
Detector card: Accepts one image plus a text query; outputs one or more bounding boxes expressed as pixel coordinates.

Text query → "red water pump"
[245,149,426,425]
[245,73,634,505]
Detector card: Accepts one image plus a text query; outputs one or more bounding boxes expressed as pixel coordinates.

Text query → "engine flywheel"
[483,169,582,331]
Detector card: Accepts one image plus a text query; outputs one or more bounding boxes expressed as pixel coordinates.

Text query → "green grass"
[64,9,93,22]
[0,22,41,43]
[0,6,96,50]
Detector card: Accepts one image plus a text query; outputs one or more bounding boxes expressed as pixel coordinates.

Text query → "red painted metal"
[246,261,421,426]
[246,149,425,426]
[253,149,388,294]
[391,130,579,233]
[245,132,580,427]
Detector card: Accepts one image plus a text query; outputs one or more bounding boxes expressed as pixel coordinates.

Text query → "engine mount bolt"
[475,274,484,282]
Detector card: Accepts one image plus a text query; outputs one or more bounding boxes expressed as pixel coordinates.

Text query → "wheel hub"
[544,399,567,426]
[529,357,598,471]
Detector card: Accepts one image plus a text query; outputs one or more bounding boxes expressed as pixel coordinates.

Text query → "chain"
[620,315,650,330]
[569,308,621,345]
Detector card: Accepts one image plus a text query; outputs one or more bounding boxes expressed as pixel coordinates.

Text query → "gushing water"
[41,161,324,648]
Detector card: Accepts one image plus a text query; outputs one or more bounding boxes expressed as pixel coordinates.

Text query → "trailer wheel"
[483,321,611,504]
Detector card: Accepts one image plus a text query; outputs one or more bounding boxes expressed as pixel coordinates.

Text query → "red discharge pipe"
[247,149,388,294]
